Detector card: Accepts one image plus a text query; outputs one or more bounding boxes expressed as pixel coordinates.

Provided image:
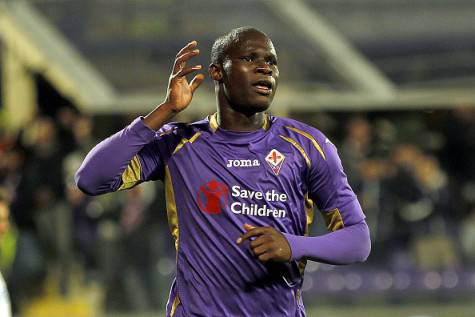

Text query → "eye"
[240,56,254,62]
[266,58,278,66]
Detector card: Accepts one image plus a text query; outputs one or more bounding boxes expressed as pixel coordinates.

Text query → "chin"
[232,102,270,116]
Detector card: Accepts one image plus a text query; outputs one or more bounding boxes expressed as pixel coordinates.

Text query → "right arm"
[75,41,204,195]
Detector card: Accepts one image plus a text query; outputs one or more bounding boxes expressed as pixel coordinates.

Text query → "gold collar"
[208,113,270,133]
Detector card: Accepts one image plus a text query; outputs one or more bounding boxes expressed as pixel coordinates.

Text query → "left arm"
[237,220,370,265]
[283,219,370,264]
[238,130,371,264]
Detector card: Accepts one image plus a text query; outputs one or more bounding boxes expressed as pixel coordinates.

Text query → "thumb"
[244,223,255,231]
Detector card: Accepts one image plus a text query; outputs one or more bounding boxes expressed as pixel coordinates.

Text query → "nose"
[256,62,272,76]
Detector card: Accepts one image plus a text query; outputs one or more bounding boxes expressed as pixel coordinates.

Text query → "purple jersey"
[76,113,368,316]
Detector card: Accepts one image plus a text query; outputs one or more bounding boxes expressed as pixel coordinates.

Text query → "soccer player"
[0,195,12,317]
[76,27,371,316]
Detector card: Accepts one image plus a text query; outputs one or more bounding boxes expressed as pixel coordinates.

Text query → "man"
[0,194,12,317]
[76,27,371,316]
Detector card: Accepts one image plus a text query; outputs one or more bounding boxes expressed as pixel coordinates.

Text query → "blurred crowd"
[0,106,173,313]
[293,107,475,270]
[0,106,475,313]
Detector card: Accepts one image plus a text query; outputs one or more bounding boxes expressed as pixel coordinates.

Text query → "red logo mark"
[267,151,282,164]
[265,149,285,175]
[197,180,229,214]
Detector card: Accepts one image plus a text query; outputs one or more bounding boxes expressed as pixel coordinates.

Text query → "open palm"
[165,41,205,112]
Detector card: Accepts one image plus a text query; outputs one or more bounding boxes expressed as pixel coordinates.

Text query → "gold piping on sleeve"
[299,193,314,276]
[322,208,345,232]
[285,126,326,160]
[170,295,181,317]
[165,166,180,251]
[118,155,142,190]
[304,193,314,235]
[172,132,202,155]
[279,135,311,168]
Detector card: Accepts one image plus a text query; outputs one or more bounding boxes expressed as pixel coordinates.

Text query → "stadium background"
[1,0,474,316]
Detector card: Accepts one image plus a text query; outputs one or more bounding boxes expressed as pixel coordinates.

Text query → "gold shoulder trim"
[285,126,326,160]
[279,135,311,168]
[172,132,202,155]
[322,208,345,232]
[118,155,142,190]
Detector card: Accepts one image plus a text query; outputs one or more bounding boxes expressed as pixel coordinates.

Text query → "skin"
[0,202,10,241]
[143,30,291,263]
[209,30,279,131]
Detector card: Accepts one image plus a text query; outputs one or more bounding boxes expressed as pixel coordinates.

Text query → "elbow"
[75,167,101,196]
[356,221,372,263]
[356,239,371,263]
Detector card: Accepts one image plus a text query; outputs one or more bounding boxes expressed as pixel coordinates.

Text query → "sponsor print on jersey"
[265,149,285,176]
[197,180,229,214]
[195,182,287,218]
[231,185,287,218]
[226,159,260,168]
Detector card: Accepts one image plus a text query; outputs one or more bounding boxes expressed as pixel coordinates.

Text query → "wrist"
[283,233,307,261]
[160,101,181,114]
[143,101,180,131]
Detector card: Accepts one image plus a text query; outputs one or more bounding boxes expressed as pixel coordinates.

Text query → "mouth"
[252,79,273,96]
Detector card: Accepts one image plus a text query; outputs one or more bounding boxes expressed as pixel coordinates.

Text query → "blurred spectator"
[381,144,458,269]
[439,106,475,221]
[55,106,79,157]
[8,115,64,310]
[340,116,373,189]
[0,190,12,317]
[99,183,161,312]
[460,205,475,263]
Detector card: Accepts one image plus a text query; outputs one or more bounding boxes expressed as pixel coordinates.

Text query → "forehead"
[227,32,276,56]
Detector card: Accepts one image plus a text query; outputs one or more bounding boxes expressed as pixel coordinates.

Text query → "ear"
[209,63,223,82]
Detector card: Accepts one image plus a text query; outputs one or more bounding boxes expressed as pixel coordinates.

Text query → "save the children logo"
[197,180,229,214]
[196,181,288,218]
[265,149,285,176]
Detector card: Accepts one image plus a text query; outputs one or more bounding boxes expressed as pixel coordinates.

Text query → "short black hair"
[210,26,269,65]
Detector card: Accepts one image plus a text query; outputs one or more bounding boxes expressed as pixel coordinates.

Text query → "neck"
[217,106,266,131]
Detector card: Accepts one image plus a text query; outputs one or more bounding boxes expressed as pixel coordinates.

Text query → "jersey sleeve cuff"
[128,117,157,143]
[283,233,307,261]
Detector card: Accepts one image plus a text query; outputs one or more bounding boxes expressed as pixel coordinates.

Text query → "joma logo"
[226,159,261,168]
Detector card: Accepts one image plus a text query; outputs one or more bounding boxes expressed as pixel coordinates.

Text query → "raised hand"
[165,40,205,113]
[237,223,292,263]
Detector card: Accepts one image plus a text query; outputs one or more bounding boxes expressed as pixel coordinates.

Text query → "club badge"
[265,149,285,176]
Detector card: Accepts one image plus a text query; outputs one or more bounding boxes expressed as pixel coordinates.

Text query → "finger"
[190,74,205,93]
[244,223,256,231]
[258,252,272,263]
[236,227,266,244]
[173,50,200,73]
[250,235,271,249]
[175,40,198,58]
[252,243,272,256]
[175,65,202,78]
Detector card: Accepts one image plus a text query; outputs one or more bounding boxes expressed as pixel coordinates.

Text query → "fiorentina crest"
[265,149,285,176]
